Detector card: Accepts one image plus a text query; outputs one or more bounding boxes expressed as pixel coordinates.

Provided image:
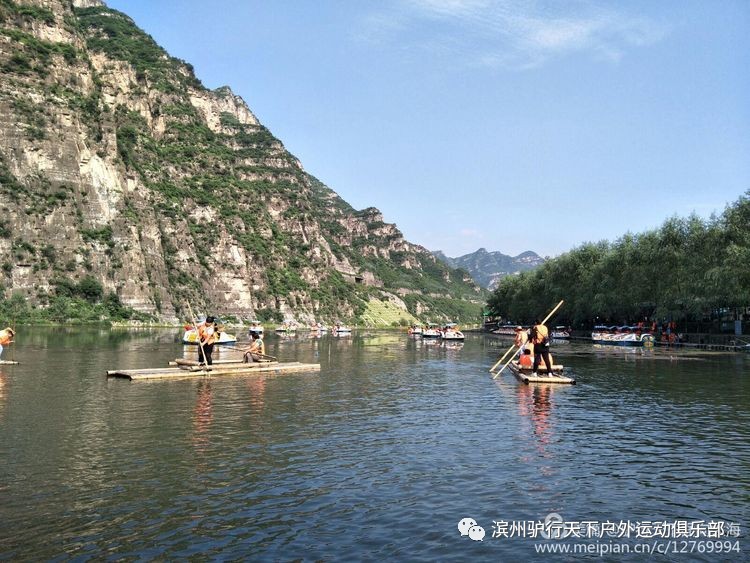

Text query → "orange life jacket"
[198,322,216,345]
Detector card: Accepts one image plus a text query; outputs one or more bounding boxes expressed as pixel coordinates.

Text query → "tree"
[486,190,750,329]
[77,276,103,303]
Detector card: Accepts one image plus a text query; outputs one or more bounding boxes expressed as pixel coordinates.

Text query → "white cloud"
[526,17,603,49]
[360,0,668,69]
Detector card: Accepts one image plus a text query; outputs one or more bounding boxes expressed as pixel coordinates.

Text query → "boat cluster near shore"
[408,323,465,341]
[493,324,656,346]
[272,322,352,336]
[181,319,355,344]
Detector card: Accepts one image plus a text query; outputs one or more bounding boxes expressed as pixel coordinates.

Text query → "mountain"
[433,248,545,289]
[431,251,456,269]
[0,0,484,324]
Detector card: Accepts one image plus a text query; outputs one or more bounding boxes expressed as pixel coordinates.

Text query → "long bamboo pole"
[10,316,16,364]
[8,317,16,362]
[489,342,517,372]
[490,299,564,378]
[187,302,209,374]
[214,342,277,362]
[492,345,524,380]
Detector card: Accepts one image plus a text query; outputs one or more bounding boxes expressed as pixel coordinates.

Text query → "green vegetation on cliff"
[0,0,484,325]
[0,276,151,324]
[0,0,54,24]
[74,5,201,91]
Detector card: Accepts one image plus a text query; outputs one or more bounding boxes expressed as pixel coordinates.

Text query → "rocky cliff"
[0,0,482,323]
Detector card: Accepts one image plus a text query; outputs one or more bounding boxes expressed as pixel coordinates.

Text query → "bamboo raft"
[508,361,576,385]
[107,359,320,380]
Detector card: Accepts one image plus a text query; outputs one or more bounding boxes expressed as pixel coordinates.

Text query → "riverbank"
[483,330,749,353]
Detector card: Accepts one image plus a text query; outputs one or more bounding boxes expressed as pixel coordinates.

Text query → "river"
[0,328,747,561]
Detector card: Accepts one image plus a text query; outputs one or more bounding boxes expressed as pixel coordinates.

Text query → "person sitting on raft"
[514,325,533,355]
[243,332,265,363]
[519,348,534,368]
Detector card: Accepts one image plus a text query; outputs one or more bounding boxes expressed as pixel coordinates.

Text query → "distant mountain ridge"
[433,248,545,289]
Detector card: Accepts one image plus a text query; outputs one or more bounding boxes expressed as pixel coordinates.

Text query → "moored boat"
[493,324,521,335]
[552,326,571,339]
[591,325,654,346]
[182,325,237,345]
[247,320,264,336]
[441,323,465,341]
[422,323,441,338]
[275,322,297,334]
[408,325,423,336]
[507,360,575,385]
[332,324,352,335]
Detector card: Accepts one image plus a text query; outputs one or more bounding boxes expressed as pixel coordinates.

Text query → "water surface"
[0,328,747,560]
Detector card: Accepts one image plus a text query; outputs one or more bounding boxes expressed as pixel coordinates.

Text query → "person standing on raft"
[0,327,14,359]
[530,319,554,376]
[197,316,218,366]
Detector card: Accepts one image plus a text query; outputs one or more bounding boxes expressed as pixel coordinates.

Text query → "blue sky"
[105,0,750,258]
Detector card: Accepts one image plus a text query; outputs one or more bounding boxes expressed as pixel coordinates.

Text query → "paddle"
[245,352,278,362]
[187,302,209,374]
[214,342,278,362]
[490,299,564,378]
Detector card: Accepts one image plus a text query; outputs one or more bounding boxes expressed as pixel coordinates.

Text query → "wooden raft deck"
[167,358,273,367]
[107,360,320,380]
[508,361,576,385]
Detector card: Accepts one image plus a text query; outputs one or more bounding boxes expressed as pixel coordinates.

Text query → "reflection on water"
[0,328,747,560]
[0,370,7,418]
[592,343,655,360]
[516,384,554,448]
[246,376,266,411]
[192,380,213,455]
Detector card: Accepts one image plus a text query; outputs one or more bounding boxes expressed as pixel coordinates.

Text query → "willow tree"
[486,190,750,328]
